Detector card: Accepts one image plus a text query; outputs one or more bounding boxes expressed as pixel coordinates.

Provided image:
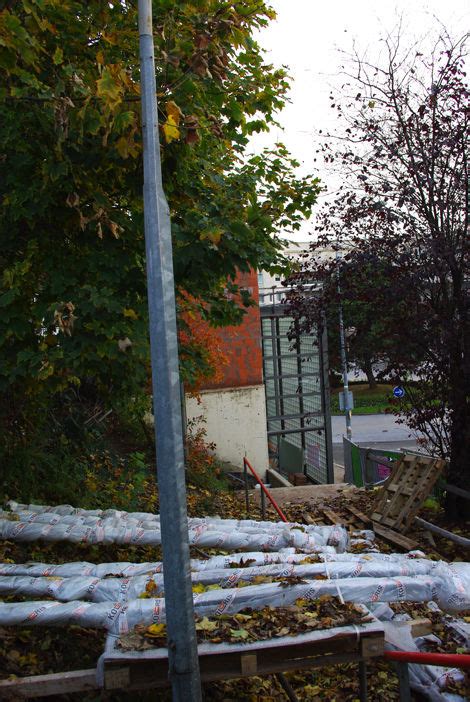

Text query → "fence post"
[396,662,411,702]
[260,485,266,520]
[244,458,250,517]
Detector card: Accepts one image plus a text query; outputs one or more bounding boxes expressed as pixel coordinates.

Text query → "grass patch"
[331,383,394,415]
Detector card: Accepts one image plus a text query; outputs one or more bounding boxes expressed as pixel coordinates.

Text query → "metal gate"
[260,295,333,484]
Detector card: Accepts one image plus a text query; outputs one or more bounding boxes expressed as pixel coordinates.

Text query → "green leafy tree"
[0,0,320,490]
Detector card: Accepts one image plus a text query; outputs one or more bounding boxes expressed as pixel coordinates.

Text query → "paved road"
[331,414,421,469]
[331,414,418,443]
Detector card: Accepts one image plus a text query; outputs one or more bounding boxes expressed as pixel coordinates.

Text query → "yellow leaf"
[162,115,180,143]
[230,628,249,639]
[304,686,321,696]
[252,575,270,585]
[195,617,218,632]
[118,337,132,353]
[234,613,252,622]
[192,583,206,594]
[165,100,183,125]
[123,308,138,320]
[146,623,166,637]
[96,51,105,65]
[108,220,122,239]
[102,32,118,45]
[295,598,308,607]
[200,227,223,246]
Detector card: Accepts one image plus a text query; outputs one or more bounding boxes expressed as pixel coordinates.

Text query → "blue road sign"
[393,386,405,398]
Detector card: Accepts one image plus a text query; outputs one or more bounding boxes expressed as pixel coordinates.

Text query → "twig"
[276,673,299,702]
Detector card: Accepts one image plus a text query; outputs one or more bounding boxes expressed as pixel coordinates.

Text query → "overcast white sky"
[252,0,470,241]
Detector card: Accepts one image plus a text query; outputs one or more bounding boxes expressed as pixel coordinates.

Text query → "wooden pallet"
[318,505,420,552]
[0,623,384,698]
[0,669,99,699]
[103,622,384,691]
[343,505,420,552]
[371,454,446,532]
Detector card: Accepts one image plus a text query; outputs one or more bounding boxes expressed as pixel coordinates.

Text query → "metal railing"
[243,457,288,523]
[384,650,470,702]
[258,283,321,308]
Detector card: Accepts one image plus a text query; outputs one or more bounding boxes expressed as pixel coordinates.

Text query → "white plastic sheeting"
[190,549,428,570]
[0,559,443,603]
[0,575,440,633]
[377,603,468,702]
[0,550,430,579]
[2,500,469,702]
[0,518,348,552]
[4,503,345,537]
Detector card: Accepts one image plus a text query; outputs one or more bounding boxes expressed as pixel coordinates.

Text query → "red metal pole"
[243,457,288,523]
[385,651,470,667]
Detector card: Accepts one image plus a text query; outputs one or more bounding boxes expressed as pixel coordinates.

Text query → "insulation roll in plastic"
[0,519,348,552]
[0,575,440,633]
[0,550,430,580]
[4,503,345,537]
[0,559,444,603]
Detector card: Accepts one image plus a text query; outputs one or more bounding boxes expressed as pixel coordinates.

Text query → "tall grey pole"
[336,251,352,440]
[138,2,202,700]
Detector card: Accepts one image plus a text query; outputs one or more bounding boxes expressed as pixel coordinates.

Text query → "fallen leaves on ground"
[2,480,469,701]
[117,595,373,652]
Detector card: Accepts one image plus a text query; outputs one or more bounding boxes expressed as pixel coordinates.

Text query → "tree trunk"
[445,346,470,521]
[362,357,377,390]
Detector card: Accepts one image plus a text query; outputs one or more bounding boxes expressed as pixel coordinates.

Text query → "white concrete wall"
[186,385,269,478]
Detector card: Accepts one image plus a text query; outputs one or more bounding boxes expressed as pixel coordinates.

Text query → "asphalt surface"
[331,414,420,467]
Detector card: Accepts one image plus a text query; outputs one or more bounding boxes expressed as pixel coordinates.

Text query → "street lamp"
[336,250,352,440]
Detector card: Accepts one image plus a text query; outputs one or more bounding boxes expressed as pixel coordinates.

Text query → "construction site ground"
[0,482,469,701]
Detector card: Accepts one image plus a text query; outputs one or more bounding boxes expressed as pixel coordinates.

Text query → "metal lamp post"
[336,250,352,440]
[138,1,202,699]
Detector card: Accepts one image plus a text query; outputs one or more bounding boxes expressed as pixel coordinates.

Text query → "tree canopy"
[288,29,469,503]
[0,4,319,396]
[0,0,320,494]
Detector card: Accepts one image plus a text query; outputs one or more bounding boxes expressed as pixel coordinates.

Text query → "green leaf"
[230,629,249,639]
[0,289,17,307]
[53,47,63,65]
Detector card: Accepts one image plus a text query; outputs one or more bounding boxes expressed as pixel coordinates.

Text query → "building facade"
[185,270,269,476]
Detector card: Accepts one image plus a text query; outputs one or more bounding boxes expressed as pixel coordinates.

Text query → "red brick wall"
[201,270,263,390]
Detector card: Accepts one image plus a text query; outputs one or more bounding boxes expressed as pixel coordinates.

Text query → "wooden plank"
[372,522,419,551]
[104,666,130,689]
[321,509,347,525]
[240,653,257,675]
[107,650,377,689]
[387,617,433,638]
[344,505,372,526]
[0,669,98,699]
[361,635,384,658]
[105,630,384,690]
